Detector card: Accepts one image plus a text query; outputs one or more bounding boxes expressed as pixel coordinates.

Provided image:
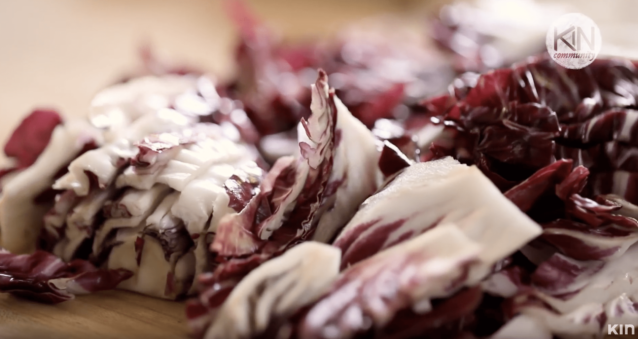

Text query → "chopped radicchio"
[92,184,172,258]
[0,72,264,302]
[211,69,379,259]
[203,214,534,339]
[422,55,638,338]
[53,139,137,196]
[52,187,116,261]
[221,0,456,141]
[92,122,259,299]
[116,124,254,191]
[187,70,381,334]
[333,157,541,270]
[204,242,341,339]
[0,248,131,304]
[299,226,484,339]
[0,120,101,254]
[2,109,63,175]
[2,5,638,339]
[88,75,199,134]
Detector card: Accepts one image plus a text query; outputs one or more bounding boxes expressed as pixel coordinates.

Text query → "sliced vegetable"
[334,157,541,269]
[0,249,131,304]
[204,242,340,339]
[188,70,382,334]
[0,120,101,254]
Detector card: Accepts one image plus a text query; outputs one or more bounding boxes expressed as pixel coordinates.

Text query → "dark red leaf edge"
[0,249,132,304]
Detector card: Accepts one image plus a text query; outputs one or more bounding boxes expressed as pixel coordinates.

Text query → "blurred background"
[0,0,635,145]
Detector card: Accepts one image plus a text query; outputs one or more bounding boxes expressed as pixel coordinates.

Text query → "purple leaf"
[3,109,63,171]
[0,249,131,304]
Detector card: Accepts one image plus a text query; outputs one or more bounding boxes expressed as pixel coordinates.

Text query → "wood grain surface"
[0,291,188,339]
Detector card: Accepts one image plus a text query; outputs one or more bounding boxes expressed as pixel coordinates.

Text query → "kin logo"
[608,324,636,336]
[545,13,601,69]
[553,25,596,52]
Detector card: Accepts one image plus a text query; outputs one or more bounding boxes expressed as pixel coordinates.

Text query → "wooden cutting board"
[0,291,189,339]
[1,290,636,339]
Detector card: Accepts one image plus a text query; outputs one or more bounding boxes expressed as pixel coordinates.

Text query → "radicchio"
[53,107,195,196]
[222,0,456,142]
[2,109,63,175]
[202,221,524,339]
[204,242,341,339]
[333,157,541,270]
[0,120,101,254]
[299,225,484,339]
[87,123,259,299]
[88,75,199,135]
[188,70,382,334]
[115,124,254,191]
[0,249,131,304]
[0,72,265,303]
[423,55,638,338]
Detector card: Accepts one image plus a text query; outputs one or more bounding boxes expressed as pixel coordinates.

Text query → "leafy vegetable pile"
[0,2,636,339]
[425,55,638,339]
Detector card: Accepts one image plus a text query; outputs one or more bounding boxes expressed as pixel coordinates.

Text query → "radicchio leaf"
[88,75,198,133]
[222,0,310,136]
[53,140,136,196]
[0,249,131,303]
[190,70,382,335]
[116,124,254,191]
[309,77,381,243]
[0,120,102,254]
[506,244,638,339]
[430,56,638,338]
[222,0,459,139]
[92,184,172,258]
[298,225,483,339]
[191,74,338,327]
[52,187,117,261]
[333,157,541,270]
[204,242,341,339]
[3,109,63,172]
[105,223,194,299]
[139,192,196,299]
